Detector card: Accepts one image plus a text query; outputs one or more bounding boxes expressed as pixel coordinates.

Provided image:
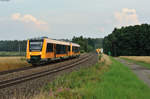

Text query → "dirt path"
[115,58,150,87]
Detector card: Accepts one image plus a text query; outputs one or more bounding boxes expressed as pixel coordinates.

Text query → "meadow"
[0,51,26,57]
[120,56,150,64]
[32,55,150,99]
[120,56,150,69]
[0,57,30,72]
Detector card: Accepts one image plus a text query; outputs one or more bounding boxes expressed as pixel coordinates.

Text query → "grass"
[31,54,150,99]
[0,57,31,71]
[0,51,26,56]
[120,56,150,69]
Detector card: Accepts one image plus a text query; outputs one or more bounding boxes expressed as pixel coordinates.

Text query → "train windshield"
[29,41,43,51]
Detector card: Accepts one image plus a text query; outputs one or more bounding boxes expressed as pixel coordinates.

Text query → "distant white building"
[101,48,103,53]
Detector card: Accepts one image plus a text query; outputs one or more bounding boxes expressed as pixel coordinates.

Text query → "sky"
[0,0,149,40]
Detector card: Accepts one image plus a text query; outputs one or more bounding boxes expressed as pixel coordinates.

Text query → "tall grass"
[32,55,150,99]
[0,57,30,71]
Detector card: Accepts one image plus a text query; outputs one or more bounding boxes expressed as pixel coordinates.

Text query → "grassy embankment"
[0,57,30,71]
[120,56,150,69]
[32,54,150,99]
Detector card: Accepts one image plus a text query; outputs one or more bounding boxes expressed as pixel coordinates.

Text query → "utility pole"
[18,42,21,56]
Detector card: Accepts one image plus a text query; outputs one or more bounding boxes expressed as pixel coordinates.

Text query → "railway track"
[0,54,87,76]
[0,54,89,83]
[0,54,93,89]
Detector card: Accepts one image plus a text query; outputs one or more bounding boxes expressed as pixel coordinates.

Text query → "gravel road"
[116,58,150,87]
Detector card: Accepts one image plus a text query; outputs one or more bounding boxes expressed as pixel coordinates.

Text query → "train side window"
[46,43,53,52]
[56,44,67,54]
[72,47,74,52]
[56,44,61,54]
[75,47,77,52]
[78,47,80,52]
[62,45,66,54]
[73,47,80,53]
[68,46,70,51]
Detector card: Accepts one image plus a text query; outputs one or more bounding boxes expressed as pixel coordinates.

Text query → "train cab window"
[46,43,53,52]
[29,40,43,51]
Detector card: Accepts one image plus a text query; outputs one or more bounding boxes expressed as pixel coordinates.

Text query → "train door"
[66,45,69,56]
[54,44,56,58]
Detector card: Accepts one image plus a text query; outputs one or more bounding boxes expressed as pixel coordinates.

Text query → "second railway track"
[0,53,89,82]
[0,53,94,89]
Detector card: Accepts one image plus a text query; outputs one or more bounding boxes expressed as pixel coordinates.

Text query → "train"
[26,37,80,65]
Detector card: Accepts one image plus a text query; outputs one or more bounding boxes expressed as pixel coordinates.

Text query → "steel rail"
[0,54,94,89]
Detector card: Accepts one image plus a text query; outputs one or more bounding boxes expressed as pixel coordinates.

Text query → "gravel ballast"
[0,53,98,99]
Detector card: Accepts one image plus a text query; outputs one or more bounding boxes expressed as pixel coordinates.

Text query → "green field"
[32,55,150,99]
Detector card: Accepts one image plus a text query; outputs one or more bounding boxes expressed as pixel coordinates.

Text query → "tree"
[103,24,150,56]
[72,36,103,52]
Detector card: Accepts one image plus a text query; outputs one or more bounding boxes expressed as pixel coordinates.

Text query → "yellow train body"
[96,48,101,54]
[26,38,80,64]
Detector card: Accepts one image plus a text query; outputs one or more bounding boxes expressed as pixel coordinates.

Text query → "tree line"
[72,36,103,52]
[0,36,103,53]
[103,24,150,56]
[0,40,27,52]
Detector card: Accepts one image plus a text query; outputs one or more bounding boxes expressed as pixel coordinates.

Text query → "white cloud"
[99,27,104,32]
[11,13,47,25]
[114,8,140,27]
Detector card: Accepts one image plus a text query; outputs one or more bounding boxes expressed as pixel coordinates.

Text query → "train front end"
[26,39,46,65]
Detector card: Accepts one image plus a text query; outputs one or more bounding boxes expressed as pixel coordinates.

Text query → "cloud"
[11,13,47,25]
[99,27,104,32]
[114,8,140,27]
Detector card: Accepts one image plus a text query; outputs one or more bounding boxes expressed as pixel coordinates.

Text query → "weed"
[32,55,150,99]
